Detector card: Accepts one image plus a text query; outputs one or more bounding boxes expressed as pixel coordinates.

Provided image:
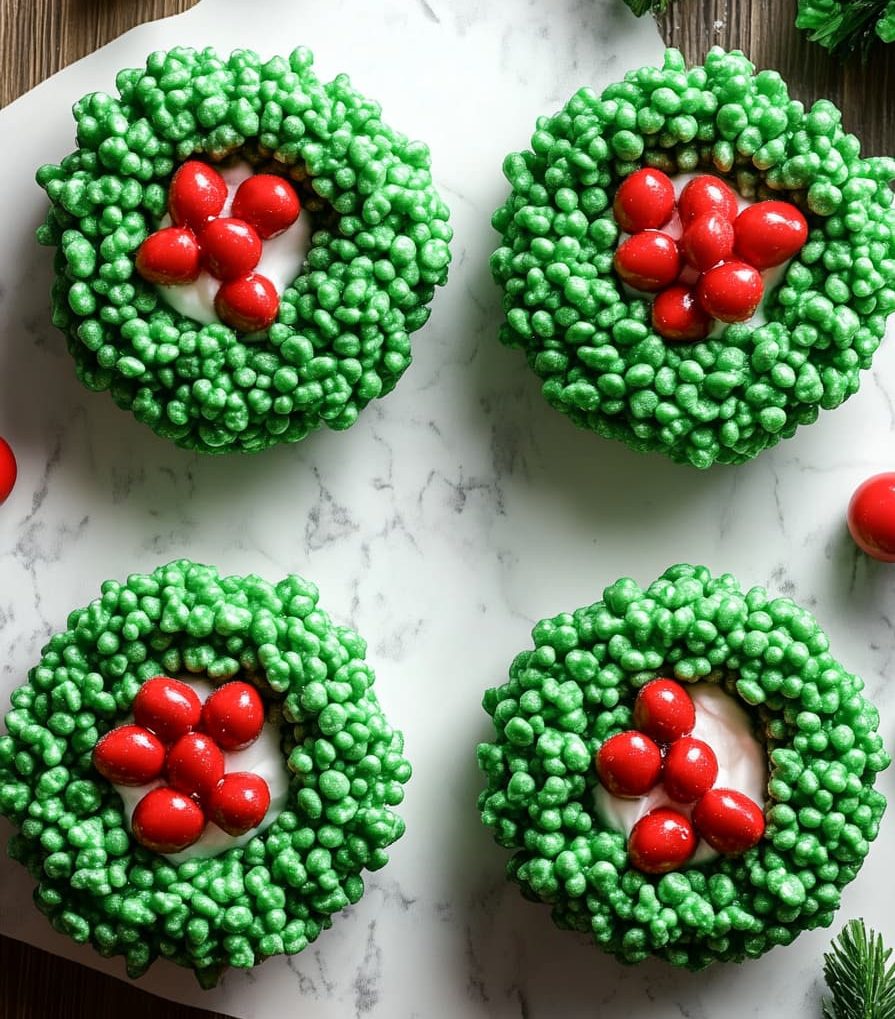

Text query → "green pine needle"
[822,920,895,1019]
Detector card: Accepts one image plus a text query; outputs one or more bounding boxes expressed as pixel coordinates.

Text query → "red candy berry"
[680,212,735,272]
[168,161,228,231]
[200,681,265,751]
[231,174,301,239]
[678,175,738,226]
[652,285,712,342]
[200,218,263,280]
[133,676,202,744]
[628,808,697,874]
[734,200,808,269]
[663,737,719,803]
[215,273,279,332]
[612,168,675,234]
[165,732,226,801]
[697,261,764,323]
[596,731,663,797]
[92,725,166,786]
[207,772,271,835]
[847,473,895,562]
[693,788,765,855]
[633,679,695,744]
[132,786,206,853]
[0,437,17,504]
[613,231,681,292]
[135,227,201,285]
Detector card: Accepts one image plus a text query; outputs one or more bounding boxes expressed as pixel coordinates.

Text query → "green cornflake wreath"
[490,48,895,468]
[0,560,410,986]
[477,564,889,969]
[36,46,452,454]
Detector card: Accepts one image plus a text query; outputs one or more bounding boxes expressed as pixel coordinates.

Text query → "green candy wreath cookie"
[477,563,889,969]
[490,48,895,468]
[36,46,452,453]
[0,560,410,985]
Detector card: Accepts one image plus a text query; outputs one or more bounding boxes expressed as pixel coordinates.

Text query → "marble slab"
[0,1,893,1016]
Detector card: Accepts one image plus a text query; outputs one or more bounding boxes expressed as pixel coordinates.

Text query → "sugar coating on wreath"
[0,561,411,985]
[490,47,895,468]
[36,46,452,454]
[477,564,889,969]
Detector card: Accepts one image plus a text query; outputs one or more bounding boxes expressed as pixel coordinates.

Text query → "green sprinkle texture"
[490,47,895,468]
[36,46,452,454]
[476,563,889,968]
[0,560,411,985]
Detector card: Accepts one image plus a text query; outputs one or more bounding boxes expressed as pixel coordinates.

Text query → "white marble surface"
[0,1,894,1017]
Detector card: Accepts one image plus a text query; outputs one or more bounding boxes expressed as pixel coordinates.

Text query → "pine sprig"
[822,920,895,1019]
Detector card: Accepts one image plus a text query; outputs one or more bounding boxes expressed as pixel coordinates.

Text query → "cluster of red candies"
[612,169,808,342]
[92,676,271,854]
[136,161,302,332]
[596,678,765,874]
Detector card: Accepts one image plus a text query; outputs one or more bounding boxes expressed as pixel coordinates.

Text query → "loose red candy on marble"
[200,681,265,751]
[652,284,712,342]
[693,788,765,854]
[231,174,301,239]
[612,168,675,234]
[166,732,226,801]
[215,273,279,332]
[92,725,166,786]
[168,160,228,230]
[734,200,808,269]
[133,676,202,744]
[132,786,206,853]
[135,227,201,285]
[628,808,697,874]
[613,231,680,292]
[847,473,895,562]
[697,261,764,323]
[0,437,17,503]
[633,679,695,744]
[680,212,735,272]
[663,737,719,803]
[207,772,271,835]
[596,730,663,797]
[200,217,263,280]
[678,175,738,226]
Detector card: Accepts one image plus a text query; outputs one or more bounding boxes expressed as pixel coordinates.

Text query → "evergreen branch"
[822,919,895,1019]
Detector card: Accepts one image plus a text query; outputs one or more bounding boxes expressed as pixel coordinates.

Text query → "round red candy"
[135,227,201,285]
[215,273,279,333]
[131,786,206,853]
[207,772,271,836]
[697,261,764,323]
[633,679,695,744]
[200,218,263,280]
[678,175,738,226]
[168,161,228,231]
[652,285,712,343]
[628,808,697,874]
[200,681,265,751]
[663,737,719,803]
[0,437,17,504]
[613,231,680,293]
[165,732,226,801]
[92,725,165,786]
[612,168,675,234]
[693,788,765,855]
[734,200,808,269]
[847,473,895,562]
[596,730,663,797]
[680,212,735,272]
[132,676,202,744]
[231,174,301,239]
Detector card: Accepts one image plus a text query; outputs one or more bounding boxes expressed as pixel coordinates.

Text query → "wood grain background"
[1,0,893,1016]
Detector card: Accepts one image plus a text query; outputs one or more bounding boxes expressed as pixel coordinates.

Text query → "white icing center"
[112,677,291,865]
[155,160,312,330]
[593,682,767,865]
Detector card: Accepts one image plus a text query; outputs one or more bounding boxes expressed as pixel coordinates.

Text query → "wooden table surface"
[1,0,894,1016]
